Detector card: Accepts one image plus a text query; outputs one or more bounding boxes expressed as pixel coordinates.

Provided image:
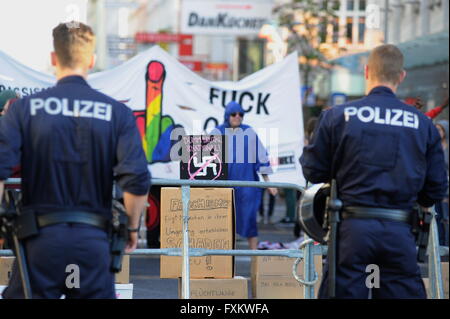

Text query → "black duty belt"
[36,212,109,231]
[342,206,412,225]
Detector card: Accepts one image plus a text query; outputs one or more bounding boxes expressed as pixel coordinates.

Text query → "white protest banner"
[0,46,305,185]
[181,0,274,35]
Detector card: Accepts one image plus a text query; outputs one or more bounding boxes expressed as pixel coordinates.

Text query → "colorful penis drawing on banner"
[133,61,184,163]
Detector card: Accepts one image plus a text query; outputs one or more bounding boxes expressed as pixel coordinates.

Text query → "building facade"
[383,0,449,44]
[329,0,448,117]
[88,0,274,81]
[379,0,449,116]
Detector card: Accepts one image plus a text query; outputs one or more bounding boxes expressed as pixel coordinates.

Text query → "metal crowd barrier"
[428,206,446,299]
[1,177,448,299]
[150,179,322,299]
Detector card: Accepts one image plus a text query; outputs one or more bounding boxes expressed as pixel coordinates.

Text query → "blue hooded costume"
[212,101,272,238]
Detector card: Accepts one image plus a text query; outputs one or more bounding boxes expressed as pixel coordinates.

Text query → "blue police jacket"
[0,75,150,218]
[300,86,448,210]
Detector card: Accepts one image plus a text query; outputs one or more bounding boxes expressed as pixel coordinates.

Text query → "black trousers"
[3,223,115,299]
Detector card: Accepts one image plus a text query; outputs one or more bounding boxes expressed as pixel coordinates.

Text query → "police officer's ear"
[88,54,96,71]
[364,65,369,81]
[398,70,407,85]
[51,52,58,67]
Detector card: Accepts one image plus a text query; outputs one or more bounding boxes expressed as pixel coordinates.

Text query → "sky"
[0,0,88,73]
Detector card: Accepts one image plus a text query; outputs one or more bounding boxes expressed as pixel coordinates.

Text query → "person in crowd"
[259,189,276,224]
[435,119,449,246]
[406,96,448,119]
[212,101,277,250]
[0,90,19,117]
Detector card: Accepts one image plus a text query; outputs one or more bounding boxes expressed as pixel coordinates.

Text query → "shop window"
[238,39,265,79]
[358,17,365,43]
[319,17,327,43]
[346,17,353,44]
[359,0,366,11]
[332,17,339,43]
[347,0,354,11]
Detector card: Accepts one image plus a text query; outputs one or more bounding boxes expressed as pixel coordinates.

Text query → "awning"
[398,31,449,69]
[331,31,449,72]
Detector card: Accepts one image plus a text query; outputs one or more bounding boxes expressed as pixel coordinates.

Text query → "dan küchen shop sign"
[181,0,274,35]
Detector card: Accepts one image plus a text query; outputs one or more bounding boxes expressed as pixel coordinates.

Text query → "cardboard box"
[0,257,15,286]
[115,255,130,284]
[115,283,133,299]
[251,255,323,276]
[178,276,248,299]
[160,187,235,279]
[254,275,310,299]
[252,255,323,299]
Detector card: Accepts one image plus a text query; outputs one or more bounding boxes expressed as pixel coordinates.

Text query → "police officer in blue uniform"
[0,22,150,298]
[300,44,448,299]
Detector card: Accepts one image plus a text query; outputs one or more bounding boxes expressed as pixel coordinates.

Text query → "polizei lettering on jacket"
[188,12,266,30]
[30,97,112,121]
[344,106,419,129]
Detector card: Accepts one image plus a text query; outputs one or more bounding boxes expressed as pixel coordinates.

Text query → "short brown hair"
[368,44,404,84]
[52,21,95,68]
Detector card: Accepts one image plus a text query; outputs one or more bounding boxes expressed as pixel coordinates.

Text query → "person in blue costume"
[212,101,277,249]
